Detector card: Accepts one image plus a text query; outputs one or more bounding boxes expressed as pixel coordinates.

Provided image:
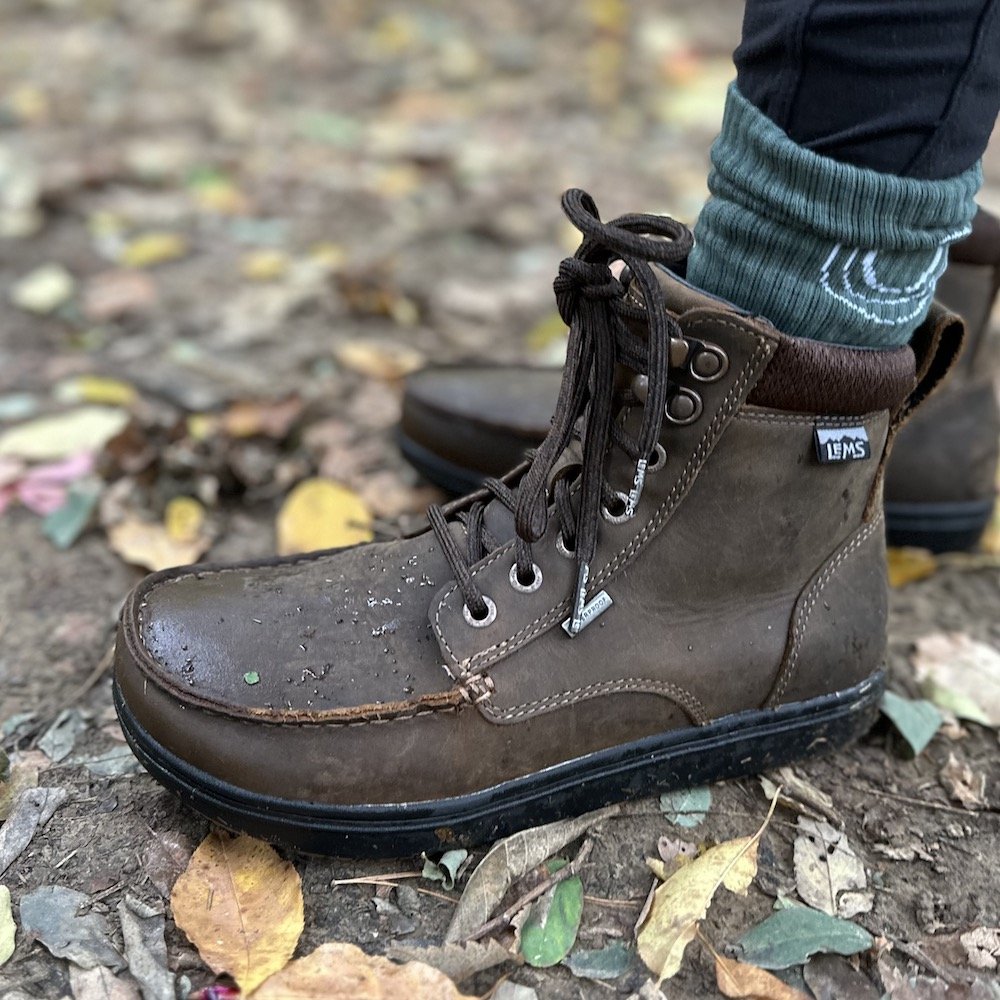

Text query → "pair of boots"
[113,192,990,856]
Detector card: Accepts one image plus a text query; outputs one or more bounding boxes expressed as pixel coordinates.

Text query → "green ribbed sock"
[687,85,981,347]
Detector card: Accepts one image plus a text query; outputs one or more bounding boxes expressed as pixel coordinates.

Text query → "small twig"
[90,879,127,904]
[583,894,644,910]
[465,839,594,943]
[893,939,957,985]
[331,876,457,905]
[859,783,991,816]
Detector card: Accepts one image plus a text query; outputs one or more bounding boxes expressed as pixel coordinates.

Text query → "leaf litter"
[19,885,124,970]
[792,817,872,918]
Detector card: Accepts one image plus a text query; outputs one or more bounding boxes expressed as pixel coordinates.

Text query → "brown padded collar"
[747,335,916,416]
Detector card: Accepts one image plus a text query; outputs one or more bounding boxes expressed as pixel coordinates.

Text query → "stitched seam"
[769,515,882,704]
[434,321,775,673]
[478,677,710,724]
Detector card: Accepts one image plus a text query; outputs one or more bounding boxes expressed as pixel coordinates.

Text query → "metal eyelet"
[664,387,703,426]
[601,490,634,524]
[509,562,543,593]
[647,442,667,473]
[556,532,575,558]
[463,596,497,628]
[688,343,730,382]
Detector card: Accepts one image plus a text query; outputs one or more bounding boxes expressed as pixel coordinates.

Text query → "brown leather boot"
[114,191,960,857]
[400,209,1000,551]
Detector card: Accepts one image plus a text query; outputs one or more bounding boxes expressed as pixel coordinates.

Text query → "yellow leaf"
[171,832,303,996]
[192,179,248,215]
[0,406,129,460]
[333,339,425,380]
[119,232,188,268]
[276,478,373,555]
[715,953,809,1000]
[55,376,137,407]
[886,547,938,588]
[165,497,206,544]
[241,250,290,282]
[637,835,759,981]
[250,941,474,999]
[107,515,210,571]
[637,794,778,983]
[981,498,1000,555]
[186,413,219,442]
[309,241,347,272]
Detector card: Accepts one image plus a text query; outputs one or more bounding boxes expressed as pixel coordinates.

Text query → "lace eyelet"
[601,490,634,524]
[463,596,497,628]
[509,562,543,593]
[556,532,575,558]
[689,343,729,382]
[647,442,667,473]
[664,387,703,426]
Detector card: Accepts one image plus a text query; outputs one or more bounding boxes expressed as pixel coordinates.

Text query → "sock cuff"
[709,84,981,251]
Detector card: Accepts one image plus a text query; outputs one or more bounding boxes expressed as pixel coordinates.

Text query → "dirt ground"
[2,2,1000,998]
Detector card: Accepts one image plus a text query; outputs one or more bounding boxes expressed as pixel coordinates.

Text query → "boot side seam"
[766,515,882,706]
[433,321,775,673]
[477,677,710,725]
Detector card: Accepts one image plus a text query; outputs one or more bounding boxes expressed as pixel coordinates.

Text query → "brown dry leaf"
[715,952,809,1000]
[107,512,210,572]
[333,339,425,380]
[81,269,157,321]
[939,753,987,809]
[886,547,938,588]
[222,397,304,439]
[171,832,303,995]
[250,941,475,999]
[911,632,1000,726]
[276,478,373,555]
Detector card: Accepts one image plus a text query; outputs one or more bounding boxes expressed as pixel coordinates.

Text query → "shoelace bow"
[428,189,693,633]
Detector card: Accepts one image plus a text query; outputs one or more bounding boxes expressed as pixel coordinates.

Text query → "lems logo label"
[814,426,871,464]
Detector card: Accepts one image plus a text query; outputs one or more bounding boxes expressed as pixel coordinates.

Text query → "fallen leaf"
[960,927,1000,970]
[657,836,697,865]
[221,396,304,439]
[81,269,157,321]
[0,752,43,821]
[0,407,129,460]
[759,767,842,826]
[387,939,515,983]
[38,708,87,763]
[118,896,174,1000]
[803,954,881,1000]
[422,849,468,891]
[912,632,1000,726]
[251,941,474,998]
[10,263,75,314]
[241,249,290,281]
[55,376,138,408]
[793,818,870,918]
[107,511,210,571]
[69,965,141,1000]
[119,232,188,268]
[887,547,939,587]
[0,787,67,878]
[492,985,539,1000]
[563,940,633,980]
[276,478,373,555]
[879,691,942,756]
[715,952,809,999]
[143,830,194,898]
[333,339,425,380]
[659,786,711,828]
[735,907,874,970]
[43,487,100,549]
[164,496,206,543]
[171,832,303,994]
[75,746,141,778]
[637,832,761,980]
[0,885,14,966]
[19,885,124,970]
[446,805,620,943]
[939,754,987,809]
[520,860,584,968]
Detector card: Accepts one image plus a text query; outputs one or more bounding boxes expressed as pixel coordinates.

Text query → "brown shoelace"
[429,190,693,634]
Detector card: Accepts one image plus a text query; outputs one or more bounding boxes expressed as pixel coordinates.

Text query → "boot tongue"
[636,262,750,317]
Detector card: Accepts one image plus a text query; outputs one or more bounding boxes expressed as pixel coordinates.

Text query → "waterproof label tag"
[814,426,870,464]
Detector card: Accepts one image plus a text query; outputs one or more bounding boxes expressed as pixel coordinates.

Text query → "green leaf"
[421,849,468,891]
[659,787,711,828]
[42,488,99,550]
[520,861,584,968]
[920,678,991,727]
[736,907,874,970]
[879,691,942,756]
[564,940,633,980]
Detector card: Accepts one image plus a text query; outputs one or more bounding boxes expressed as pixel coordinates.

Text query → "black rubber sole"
[885,498,994,553]
[397,431,490,496]
[114,671,884,858]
